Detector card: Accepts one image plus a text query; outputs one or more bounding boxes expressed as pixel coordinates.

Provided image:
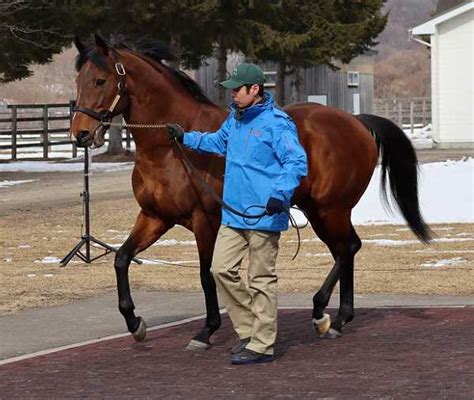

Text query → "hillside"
[374,0,438,98]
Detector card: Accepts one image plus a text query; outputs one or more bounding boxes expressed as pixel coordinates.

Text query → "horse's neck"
[124,57,227,150]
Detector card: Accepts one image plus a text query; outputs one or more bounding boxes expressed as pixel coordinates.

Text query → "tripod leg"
[60,237,88,267]
[89,236,118,252]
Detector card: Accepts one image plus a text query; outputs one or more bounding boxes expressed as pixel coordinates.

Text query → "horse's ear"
[74,36,86,54]
[94,34,109,55]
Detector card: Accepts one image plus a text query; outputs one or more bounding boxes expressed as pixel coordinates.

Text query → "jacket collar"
[230,92,273,122]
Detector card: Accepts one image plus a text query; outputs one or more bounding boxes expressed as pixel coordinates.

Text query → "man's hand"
[265,197,286,215]
[166,123,185,143]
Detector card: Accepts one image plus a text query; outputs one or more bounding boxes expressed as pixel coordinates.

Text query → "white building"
[410,0,474,147]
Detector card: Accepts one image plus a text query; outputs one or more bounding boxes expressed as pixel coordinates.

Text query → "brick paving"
[1,308,473,399]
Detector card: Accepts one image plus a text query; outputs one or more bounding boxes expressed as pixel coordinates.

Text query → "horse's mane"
[75,38,215,106]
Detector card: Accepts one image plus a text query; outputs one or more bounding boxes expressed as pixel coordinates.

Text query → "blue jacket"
[183,93,308,232]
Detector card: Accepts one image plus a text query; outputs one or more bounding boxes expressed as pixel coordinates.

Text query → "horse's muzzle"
[76,130,93,148]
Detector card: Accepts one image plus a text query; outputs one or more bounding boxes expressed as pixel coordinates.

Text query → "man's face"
[231,84,260,109]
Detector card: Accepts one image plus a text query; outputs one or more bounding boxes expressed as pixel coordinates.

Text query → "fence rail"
[0,102,75,160]
[373,97,431,132]
[0,102,132,160]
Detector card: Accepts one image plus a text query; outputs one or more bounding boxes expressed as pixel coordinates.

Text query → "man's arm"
[270,119,308,204]
[182,114,232,156]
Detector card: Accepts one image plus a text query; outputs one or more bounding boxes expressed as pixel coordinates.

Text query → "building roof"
[411,0,473,35]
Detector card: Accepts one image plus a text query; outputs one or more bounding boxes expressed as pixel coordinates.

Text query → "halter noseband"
[73,51,128,125]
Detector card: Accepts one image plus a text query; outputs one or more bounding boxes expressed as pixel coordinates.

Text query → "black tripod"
[60,147,141,267]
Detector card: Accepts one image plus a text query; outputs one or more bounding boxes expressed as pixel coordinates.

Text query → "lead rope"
[171,137,309,260]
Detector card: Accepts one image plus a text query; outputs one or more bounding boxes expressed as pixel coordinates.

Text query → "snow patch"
[421,257,467,268]
[0,162,133,173]
[363,237,474,246]
[34,256,61,264]
[415,249,474,254]
[363,239,419,246]
[0,179,36,188]
[369,233,399,237]
[304,252,331,257]
[353,158,474,224]
[153,239,197,246]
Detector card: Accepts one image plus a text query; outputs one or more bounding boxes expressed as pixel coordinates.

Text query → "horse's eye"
[95,79,106,87]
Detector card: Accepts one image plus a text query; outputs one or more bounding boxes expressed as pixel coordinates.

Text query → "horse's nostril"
[76,130,90,147]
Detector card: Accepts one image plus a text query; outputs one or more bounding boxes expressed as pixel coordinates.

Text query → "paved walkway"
[2,308,473,399]
[1,291,473,361]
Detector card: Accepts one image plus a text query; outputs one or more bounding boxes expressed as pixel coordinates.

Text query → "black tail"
[356,114,432,242]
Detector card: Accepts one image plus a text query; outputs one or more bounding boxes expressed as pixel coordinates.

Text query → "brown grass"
[1,196,473,315]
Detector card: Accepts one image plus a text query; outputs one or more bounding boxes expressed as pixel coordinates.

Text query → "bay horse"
[71,35,431,348]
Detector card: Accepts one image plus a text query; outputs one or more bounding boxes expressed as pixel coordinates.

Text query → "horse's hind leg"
[115,211,172,341]
[307,209,360,337]
[186,213,221,350]
[331,224,361,334]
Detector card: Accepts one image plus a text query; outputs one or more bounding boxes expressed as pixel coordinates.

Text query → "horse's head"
[71,35,130,148]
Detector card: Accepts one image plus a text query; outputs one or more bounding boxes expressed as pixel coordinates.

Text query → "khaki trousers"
[211,225,280,355]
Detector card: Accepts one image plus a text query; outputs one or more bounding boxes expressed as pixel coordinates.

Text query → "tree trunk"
[169,34,182,70]
[276,61,286,106]
[296,68,304,103]
[216,40,227,107]
[291,67,303,104]
[106,115,123,155]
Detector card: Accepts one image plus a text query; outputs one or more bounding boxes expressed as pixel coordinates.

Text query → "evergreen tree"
[0,1,75,82]
[251,0,387,104]
[192,0,266,105]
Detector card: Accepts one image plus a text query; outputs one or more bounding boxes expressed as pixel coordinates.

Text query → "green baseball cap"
[220,63,265,89]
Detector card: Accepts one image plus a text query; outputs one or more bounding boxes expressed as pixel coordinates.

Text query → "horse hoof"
[312,313,331,337]
[186,339,210,351]
[132,317,147,342]
[320,327,342,339]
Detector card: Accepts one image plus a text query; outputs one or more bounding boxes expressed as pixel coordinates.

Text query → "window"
[347,71,360,87]
[307,95,327,106]
[264,71,277,88]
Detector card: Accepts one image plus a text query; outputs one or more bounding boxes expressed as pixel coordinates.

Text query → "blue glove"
[265,197,286,215]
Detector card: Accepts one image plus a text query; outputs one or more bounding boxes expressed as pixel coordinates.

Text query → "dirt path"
[1,147,472,215]
[1,148,473,314]
[0,167,134,216]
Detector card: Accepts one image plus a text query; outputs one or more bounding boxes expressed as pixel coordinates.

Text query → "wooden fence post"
[397,101,403,127]
[69,100,77,158]
[422,98,427,126]
[11,105,17,160]
[125,128,131,149]
[42,105,48,159]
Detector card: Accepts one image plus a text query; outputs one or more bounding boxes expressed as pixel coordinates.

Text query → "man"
[167,63,307,364]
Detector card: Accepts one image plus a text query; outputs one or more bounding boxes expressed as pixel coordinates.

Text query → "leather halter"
[73,51,128,125]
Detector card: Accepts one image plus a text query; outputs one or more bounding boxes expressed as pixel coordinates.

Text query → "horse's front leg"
[115,211,172,341]
[186,212,221,350]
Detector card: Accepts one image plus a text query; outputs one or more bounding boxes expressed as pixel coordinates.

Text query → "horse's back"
[285,103,378,208]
